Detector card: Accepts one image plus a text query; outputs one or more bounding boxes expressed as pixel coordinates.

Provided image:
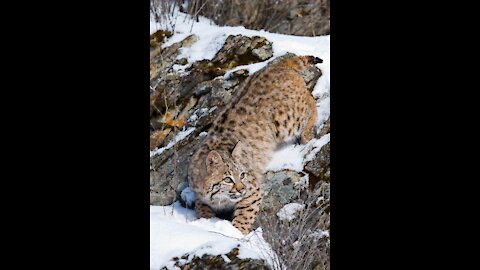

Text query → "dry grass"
[150,0,180,31]
[256,184,330,270]
[150,0,330,36]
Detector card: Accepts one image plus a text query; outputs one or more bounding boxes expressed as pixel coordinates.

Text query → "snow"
[265,144,305,172]
[276,203,305,221]
[311,230,330,240]
[150,127,196,158]
[175,127,196,141]
[294,174,310,190]
[172,63,189,73]
[221,254,231,263]
[180,187,196,208]
[188,113,198,122]
[150,203,278,270]
[266,134,330,172]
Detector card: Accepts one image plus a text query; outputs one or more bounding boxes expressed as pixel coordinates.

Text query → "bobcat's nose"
[235,181,245,193]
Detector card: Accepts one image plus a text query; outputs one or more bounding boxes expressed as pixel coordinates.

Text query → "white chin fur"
[212,193,242,205]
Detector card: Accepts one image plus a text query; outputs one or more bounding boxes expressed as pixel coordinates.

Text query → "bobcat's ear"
[206,150,223,171]
[231,141,244,160]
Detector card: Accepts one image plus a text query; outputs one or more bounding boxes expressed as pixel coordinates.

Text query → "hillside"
[150,9,330,270]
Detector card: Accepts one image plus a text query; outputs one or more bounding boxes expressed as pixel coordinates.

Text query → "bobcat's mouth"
[229,194,243,201]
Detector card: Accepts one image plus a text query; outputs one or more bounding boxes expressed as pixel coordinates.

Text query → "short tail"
[306,55,323,64]
[277,54,323,72]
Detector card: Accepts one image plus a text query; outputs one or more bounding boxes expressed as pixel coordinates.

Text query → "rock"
[150,30,172,49]
[318,117,330,137]
[260,170,306,214]
[175,58,188,65]
[186,0,330,37]
[150,34,198,84]
[149,80,235,206]
[187,35,273,80]
[150,129,206,206]
[150,34,272,129]
[150,170,177,205]
[165,248,270,270]
[303,65,323,91]
[149,79,235,206]
[215,35,273,62]
[273,0,330,36]
[305,141,330,186]
[150,128,172,151]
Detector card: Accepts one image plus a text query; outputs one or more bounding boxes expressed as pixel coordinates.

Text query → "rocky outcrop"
[150,33,275,205]
[187,35,273,80]
[164,248,270,270]
[150,34,197,84]
[305,142,330,186]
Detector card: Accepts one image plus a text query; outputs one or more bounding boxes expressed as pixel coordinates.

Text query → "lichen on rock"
[164,248,270,270]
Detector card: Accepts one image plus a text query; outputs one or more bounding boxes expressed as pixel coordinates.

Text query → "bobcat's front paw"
[195,200,215,219]
[232,218,252,235]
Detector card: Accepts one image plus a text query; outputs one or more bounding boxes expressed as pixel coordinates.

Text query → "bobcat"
[188,55,322,234]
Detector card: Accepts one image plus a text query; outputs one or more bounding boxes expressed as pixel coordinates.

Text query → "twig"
[206,230,242,240]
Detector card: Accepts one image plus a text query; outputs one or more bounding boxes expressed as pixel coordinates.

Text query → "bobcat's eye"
[223,177,234,183]
[240,172,246,180]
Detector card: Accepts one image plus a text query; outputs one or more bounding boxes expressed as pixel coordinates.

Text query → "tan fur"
[188,55,319,234]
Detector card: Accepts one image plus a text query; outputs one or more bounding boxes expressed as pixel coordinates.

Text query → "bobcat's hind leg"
[300,97,318,144]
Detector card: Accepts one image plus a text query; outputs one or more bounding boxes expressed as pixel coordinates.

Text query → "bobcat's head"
[201,142,250,203]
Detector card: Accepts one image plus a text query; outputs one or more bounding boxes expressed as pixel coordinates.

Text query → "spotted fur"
[188,55,320,234]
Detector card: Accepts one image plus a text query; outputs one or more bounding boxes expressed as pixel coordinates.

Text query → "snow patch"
[224,58,275,79]
[221,254,231,263]
[265,144,305,172]
[150,127,196,157]
[172,63,189,73]
[311,230,330,240]
[150,203,276,269]
[266,134,330,172]
[304,134,330,162]
[276,203,305,221]
[188,113,198,122]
